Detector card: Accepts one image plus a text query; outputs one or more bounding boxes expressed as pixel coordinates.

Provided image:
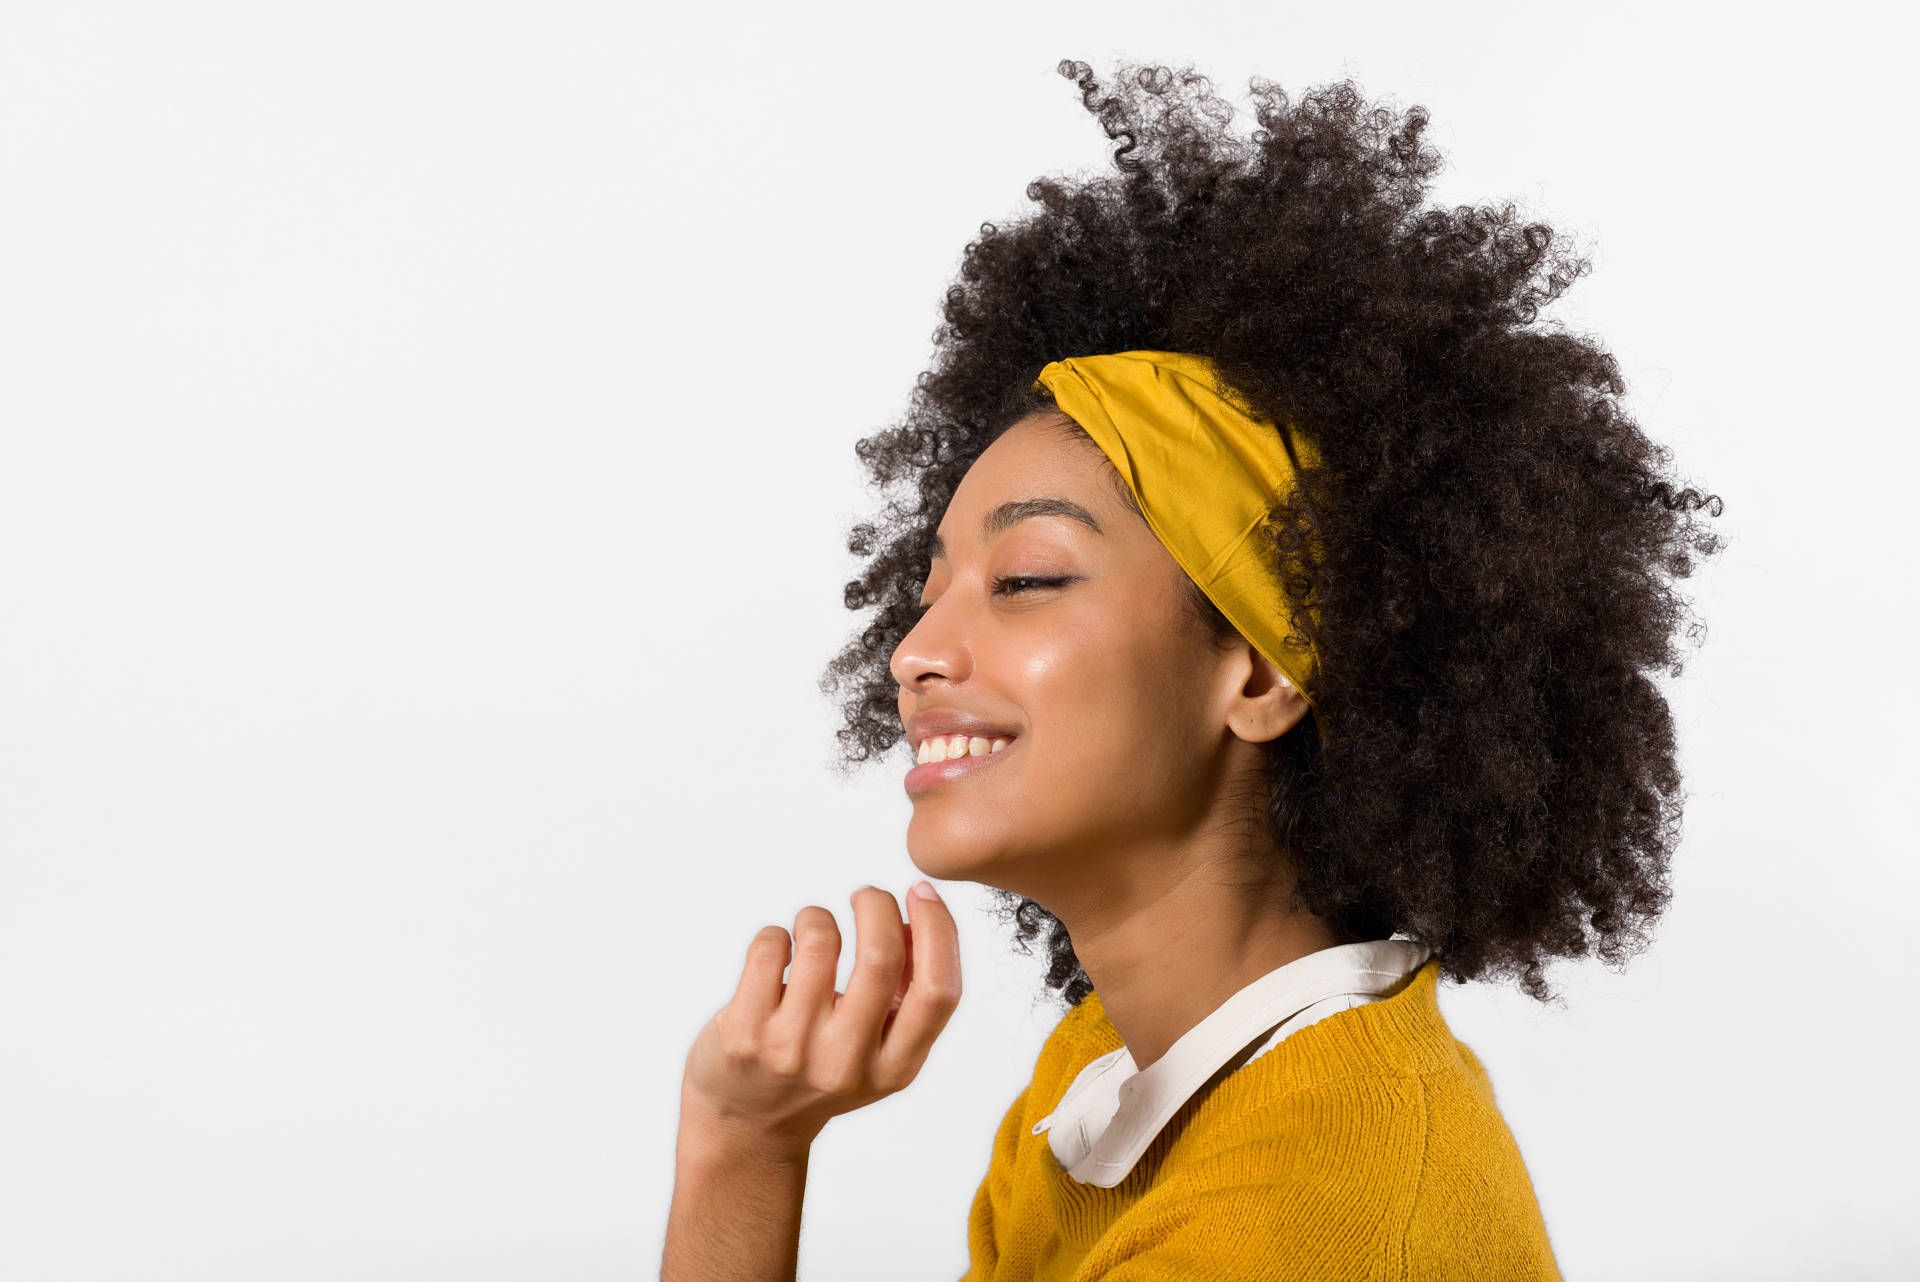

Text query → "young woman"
[663,62,1723,1280]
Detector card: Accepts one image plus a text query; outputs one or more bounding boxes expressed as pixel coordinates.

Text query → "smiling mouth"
[905,735,1017,794]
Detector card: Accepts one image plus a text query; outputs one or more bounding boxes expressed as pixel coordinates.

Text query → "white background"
[1,2,1912,1279]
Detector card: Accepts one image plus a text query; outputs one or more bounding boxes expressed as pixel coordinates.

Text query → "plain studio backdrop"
[1,3,1912,1279]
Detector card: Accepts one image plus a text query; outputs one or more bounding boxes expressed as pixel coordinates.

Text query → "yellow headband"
[1031,349,1325,726]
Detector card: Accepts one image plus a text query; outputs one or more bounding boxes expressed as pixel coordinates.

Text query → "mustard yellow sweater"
[962,958,1562,1280]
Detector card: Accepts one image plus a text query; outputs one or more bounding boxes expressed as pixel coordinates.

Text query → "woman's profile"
[662,60,1723,1280]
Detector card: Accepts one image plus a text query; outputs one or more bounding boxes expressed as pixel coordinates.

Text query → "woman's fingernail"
[910,880,940,902]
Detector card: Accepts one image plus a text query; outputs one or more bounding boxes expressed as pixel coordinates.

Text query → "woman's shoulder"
[1162,960,1557,1255]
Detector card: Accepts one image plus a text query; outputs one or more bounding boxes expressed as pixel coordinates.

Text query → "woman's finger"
[876,881,962,1087]
[830,887,907,1062]
[729,925,792,1024]
[767,904,840,1036]
[890,921,913,1015]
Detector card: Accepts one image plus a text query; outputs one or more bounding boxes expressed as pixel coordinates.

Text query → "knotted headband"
[1031,349,1325,728]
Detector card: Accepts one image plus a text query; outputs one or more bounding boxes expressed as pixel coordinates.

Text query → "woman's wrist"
[676,1085,819,1168]
[679,1074,821,1159]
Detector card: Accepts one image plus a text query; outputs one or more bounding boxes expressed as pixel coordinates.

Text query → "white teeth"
[915,732,1015,764]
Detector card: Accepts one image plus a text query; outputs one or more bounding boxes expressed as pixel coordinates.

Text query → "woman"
[663,62,1723,1280]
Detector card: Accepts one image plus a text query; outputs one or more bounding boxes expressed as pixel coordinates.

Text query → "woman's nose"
[888,594,972,689]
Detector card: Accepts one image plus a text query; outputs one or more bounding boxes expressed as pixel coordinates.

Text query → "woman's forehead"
[955,415,1127,517]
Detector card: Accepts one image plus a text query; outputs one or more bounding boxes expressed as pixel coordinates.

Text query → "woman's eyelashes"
[991,574,1076,596]
[914,574,1079,614]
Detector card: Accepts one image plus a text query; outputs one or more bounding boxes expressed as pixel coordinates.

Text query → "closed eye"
[992,575,1075,595]
[912,575,1077,615]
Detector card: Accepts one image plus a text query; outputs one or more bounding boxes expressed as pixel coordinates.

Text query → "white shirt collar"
[1028,938,1434,1188]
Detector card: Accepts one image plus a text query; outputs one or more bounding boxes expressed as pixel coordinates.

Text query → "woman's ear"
[1223,646,1310,745]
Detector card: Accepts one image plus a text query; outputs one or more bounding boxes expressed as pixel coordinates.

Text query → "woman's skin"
[663,409,1349,1281]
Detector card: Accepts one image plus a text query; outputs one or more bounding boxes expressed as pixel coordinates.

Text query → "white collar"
[1029,938,1434,1188]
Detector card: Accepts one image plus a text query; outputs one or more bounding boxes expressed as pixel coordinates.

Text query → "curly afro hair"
[819,59,1725,1008]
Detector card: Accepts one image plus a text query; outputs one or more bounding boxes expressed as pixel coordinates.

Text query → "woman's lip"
[904,737,1017,795]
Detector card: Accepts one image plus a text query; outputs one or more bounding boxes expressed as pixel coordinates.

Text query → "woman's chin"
[904,815,1023,883]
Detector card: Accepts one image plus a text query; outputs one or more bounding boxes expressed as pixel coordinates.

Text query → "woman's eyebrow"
[928,497,1104,561]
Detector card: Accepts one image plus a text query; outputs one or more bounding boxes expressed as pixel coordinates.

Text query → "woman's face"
[890,412,1269,903]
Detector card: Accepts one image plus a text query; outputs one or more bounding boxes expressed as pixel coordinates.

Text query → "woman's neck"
[1045,853,1348,1072]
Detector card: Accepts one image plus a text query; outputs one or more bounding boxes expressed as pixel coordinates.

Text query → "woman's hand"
[679,881,963,1156]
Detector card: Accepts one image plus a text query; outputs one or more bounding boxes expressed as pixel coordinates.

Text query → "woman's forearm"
[660,1109,811,1282]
